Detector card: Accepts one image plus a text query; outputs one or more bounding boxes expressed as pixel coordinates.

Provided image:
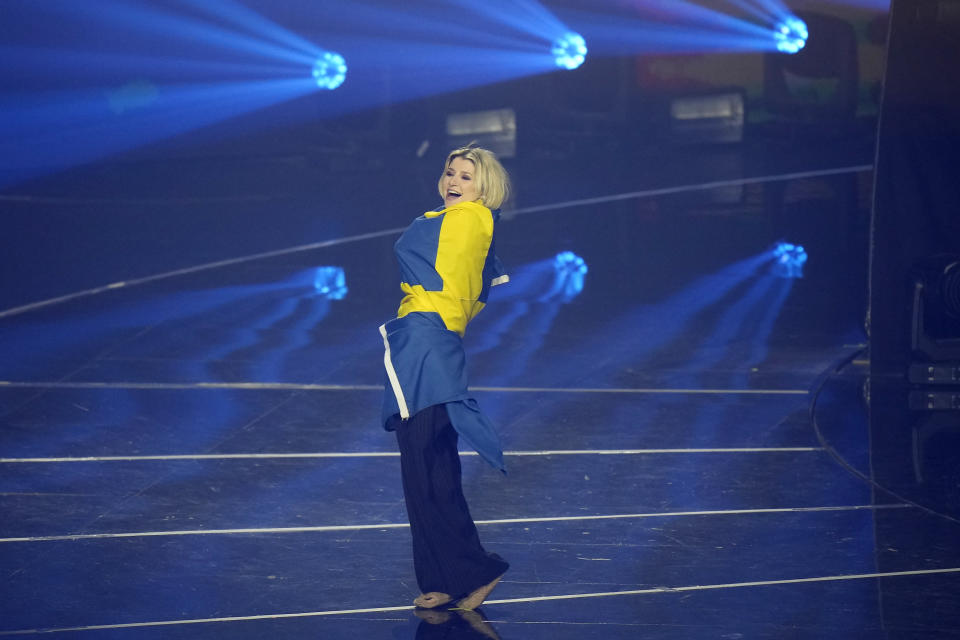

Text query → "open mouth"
[447,190,461,199]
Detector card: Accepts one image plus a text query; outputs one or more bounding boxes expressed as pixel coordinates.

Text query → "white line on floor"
[0,380,809,394]
[0,228,406,321]
[0,504,909,543]
[477,386,809,395]
[0,381,381,391]
[484,566,960,604]
[1,564,952,636]
[0,447,821,464]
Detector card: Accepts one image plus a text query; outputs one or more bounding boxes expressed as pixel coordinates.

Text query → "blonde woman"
[379,146,511,610]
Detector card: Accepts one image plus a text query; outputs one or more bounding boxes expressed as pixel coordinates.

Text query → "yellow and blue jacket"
[379,200,508,471]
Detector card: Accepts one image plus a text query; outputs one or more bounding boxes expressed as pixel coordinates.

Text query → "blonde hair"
[437,145,511,210]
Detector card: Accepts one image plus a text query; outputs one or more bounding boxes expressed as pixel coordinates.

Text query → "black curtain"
[869,0,960,378]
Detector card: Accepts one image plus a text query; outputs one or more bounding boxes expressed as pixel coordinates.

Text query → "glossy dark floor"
[2,132,959,639]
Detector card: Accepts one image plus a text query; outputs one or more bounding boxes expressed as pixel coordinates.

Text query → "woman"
[379,145,511,611]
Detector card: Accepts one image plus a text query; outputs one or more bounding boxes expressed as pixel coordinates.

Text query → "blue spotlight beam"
[281,1,543,53]
[0,0,350,187]
[443,0,587,69]
[563,16,774,56]
[465,258,573,393]
[448,0,572,44]
[665,274,781,383]
[520,252,775,389]
[738,0,796,22]
[721,0,788,23]
[721,0,809,52]
[556,0,808,56]
[1,46,307,84]
[557,9,775,57]
[621,0,778,39]
[43,0,320,66]
[323,36,553,102]
[177,0,324,60]
[0,78,315,184]
[1,34,556,188]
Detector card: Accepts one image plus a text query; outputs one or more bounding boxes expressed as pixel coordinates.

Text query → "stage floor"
[2,136,958,639]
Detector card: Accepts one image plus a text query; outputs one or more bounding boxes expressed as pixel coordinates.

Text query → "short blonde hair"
[437,145,511,210]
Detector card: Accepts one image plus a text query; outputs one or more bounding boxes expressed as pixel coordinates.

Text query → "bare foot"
[413,591,452,609]
[452,574,503,611]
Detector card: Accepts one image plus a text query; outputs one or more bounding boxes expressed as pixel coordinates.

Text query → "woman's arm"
[432,204,495,334]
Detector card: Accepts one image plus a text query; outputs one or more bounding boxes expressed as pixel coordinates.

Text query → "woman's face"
[442,157,480,208]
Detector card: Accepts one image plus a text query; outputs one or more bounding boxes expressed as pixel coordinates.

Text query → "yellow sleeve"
[433,205,494,334]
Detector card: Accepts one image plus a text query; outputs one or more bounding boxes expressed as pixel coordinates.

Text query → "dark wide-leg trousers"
[393,404,509,599]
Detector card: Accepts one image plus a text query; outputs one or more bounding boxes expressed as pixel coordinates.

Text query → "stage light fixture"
[774,17,808,54]
[551,32,587,70]
[314,266,348,299]
[772,242,807,278]
[910,254,960,366]
[312,52,347,89]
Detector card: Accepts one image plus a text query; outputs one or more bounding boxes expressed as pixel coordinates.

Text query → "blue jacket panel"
[380,203,508,472]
